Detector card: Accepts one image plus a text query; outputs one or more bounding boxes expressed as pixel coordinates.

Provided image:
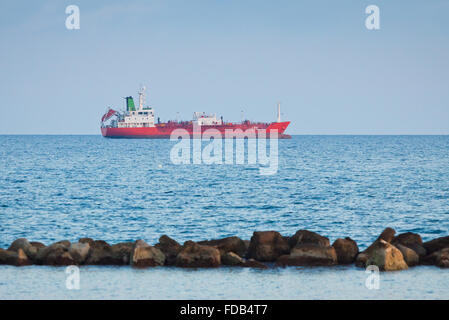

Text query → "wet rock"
[242,259,268,269]
[198,236,247,257]
[392,232,426,258]
[0,248,31,266]
[422,248,449,268]
[247,231,290,262]
[175,241,221,268]
[395,244,419,267]
[8,238,39,261]
[276,244,337,266]
[131,240,165,267]
[154,235,182,265]
[365,240,408,271]
[332,237,359,264]
[289,230,330,248]
[423,236,449,255]
[221,252,244,266]
[69,242,90,265]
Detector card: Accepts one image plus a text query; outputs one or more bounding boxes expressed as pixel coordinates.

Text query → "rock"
[355,252,369,268]
[221,252,244,266]
[289,230,330,248]
[198,236,247,257]
[423,236,449,255]
[111,242,134,265]
[154,235,182,265]
[395,244,419,267]
[363,228,396,258]
[69,242,90,264]
[422,248,449,268]
[276,244,337,266]
[175,241,221,268]
[131,240,165,267]
[365,240,408,271]
[35,242,73,265]
[84,240,112,265]
[8,238,38,261]
[79,238,95,246]
[242,259,268,269]
[30,241,46,249]
[392,232,426,258]
[0,248,31,266]
[332,237,359,264]
[247,231,290,262]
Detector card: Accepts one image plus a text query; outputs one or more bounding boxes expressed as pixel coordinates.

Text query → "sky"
[0,0,448,134]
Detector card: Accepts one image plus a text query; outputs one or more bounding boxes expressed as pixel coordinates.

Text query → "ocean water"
[0,135,449,299]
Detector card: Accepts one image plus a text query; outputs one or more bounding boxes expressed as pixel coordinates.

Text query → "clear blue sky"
[0,0,448,134]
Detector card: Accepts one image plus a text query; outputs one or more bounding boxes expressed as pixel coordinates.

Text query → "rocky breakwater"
[1,229,448,271]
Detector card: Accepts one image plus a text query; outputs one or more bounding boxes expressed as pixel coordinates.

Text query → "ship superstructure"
[101,86,290,138]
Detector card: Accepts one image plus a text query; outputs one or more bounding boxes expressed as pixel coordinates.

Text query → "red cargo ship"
[101,86,290,139]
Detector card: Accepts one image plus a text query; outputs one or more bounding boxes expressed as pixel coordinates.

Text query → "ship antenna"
[277,101,281,123]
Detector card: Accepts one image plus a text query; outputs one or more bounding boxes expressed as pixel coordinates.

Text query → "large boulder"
[276,244,337,266]
[395,244,419,267]
[198,236,247,257]
[247,231,290,261]
[84,240,131,265]
[111,242,134,265]
[356,227,398,268]
[221,252,244,266]
[392,232,426,258]
[154,235,182,265]
[175,241,221,268]
[0,248,32,266]
[68,242,90,265]
[130,240,165,267]
[8,238,38,260]
[423,236,449,255]
[35,241,74,265]
[422,248,449,268]
[289,230,330,248]
[332,237,359,264]
[365,240,408,271]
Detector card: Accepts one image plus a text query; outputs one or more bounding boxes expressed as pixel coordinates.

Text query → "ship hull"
[101,121,291,139]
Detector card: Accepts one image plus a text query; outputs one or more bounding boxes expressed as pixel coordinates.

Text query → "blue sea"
[1,135,448,299]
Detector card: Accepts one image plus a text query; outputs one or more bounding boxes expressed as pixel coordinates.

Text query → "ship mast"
[138,85,146,110]
[277,102,281,122]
